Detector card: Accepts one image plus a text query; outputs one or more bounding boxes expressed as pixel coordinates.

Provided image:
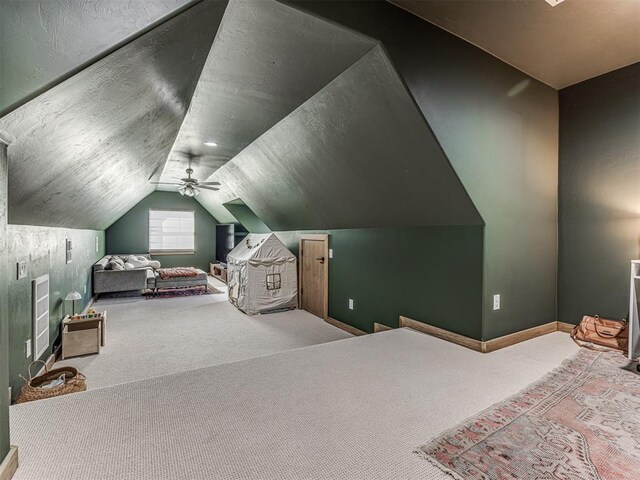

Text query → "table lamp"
[65,291,82,315]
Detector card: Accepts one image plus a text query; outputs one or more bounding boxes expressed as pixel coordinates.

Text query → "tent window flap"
[266,273,282,291]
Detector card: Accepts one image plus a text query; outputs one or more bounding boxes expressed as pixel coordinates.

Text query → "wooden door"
[299,235,328,319]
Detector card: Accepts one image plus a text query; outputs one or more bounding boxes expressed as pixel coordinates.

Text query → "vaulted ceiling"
[2,0,638,234]
[158,0,376,186]
[0,0,485,232]
[0,0,196,116]
[0,0,226,229]
[198,46,482,229]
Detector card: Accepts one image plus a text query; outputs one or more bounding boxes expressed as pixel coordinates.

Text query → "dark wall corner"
[558,63,640,324]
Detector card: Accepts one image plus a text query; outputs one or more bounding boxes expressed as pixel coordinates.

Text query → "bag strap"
[18,360,48,384]
[27,360,47,380]
[593,315,627,338]
[593,315,627,324]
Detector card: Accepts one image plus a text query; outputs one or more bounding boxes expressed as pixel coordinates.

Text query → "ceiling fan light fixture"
[161,166,211,197]
[204,141,218,147]
[544,0,565,6]
[180,184,199,197]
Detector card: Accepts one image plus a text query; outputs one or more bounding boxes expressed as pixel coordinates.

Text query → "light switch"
[17,261,27,280]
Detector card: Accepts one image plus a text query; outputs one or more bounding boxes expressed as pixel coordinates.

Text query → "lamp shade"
[65,291,82,301]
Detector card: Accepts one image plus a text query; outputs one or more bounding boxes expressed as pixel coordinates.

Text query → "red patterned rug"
[415,349,640,480]
[147,284,223,299]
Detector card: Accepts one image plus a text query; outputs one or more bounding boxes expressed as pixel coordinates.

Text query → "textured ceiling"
[0,0,195,116]
[196,46,482,230]
[0,0,226,230]
[391,0,640,89]
[1,0,483,233]
[157,0,376,188]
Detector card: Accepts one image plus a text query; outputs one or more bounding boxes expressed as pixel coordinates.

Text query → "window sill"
[149,250,196,256]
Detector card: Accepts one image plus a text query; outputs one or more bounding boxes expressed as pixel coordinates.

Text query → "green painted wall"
[558,63,640,324]
[7,225,104,402]
[106,191,217,271]
[276,226,484,337]
[287,1,559,340]
[223,201,271,233]
[0,143,10,459]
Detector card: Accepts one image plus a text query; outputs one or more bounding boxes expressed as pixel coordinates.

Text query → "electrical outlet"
[95,237,99,252]
[493,294,501,311]
[348,298,354,310]
[83,285,87,294]
[25,340,31,358]
[17,261,27,280]
[329,248,334,259]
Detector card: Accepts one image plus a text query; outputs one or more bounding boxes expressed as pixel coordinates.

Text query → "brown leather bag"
[571,315,628,352]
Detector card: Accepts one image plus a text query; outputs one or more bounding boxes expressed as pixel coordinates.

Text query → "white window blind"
[149,209,195,253]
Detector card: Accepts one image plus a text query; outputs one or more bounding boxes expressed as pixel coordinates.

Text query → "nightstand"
[61,311,107,359]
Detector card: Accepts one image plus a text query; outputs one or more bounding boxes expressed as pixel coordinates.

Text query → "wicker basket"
[16,360,86,404]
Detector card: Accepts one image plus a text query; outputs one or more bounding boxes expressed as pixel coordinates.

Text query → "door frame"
[298,234,329,321]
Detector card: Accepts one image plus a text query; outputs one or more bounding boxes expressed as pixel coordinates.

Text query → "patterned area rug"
[148,284,223,299]
[415,349,640,480]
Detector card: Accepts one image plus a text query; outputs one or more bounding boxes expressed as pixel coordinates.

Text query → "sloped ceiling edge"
[0,0,227,231]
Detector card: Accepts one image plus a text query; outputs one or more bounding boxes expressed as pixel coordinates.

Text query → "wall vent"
[32,274,50,360]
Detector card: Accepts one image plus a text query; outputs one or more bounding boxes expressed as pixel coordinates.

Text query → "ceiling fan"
[151,167,220,197]
[150,148,221,197]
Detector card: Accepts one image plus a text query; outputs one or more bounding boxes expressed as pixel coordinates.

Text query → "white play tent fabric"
[227,233,298,315]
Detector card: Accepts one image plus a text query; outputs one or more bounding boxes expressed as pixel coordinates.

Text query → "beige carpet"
[54,288,352,389]
[11,329,578,479]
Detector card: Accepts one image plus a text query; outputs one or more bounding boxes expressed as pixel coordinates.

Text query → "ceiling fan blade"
[150,182,182,185]
[174,150,192,157]
[198,181,221,186]
[198,185,220,191]
[175,149,202,160]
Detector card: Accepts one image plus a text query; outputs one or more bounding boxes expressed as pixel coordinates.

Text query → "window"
[266,273,281,291]
[149,209,195,254]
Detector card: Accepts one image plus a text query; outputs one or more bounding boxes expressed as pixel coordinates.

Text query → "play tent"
[226,233,298,315]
